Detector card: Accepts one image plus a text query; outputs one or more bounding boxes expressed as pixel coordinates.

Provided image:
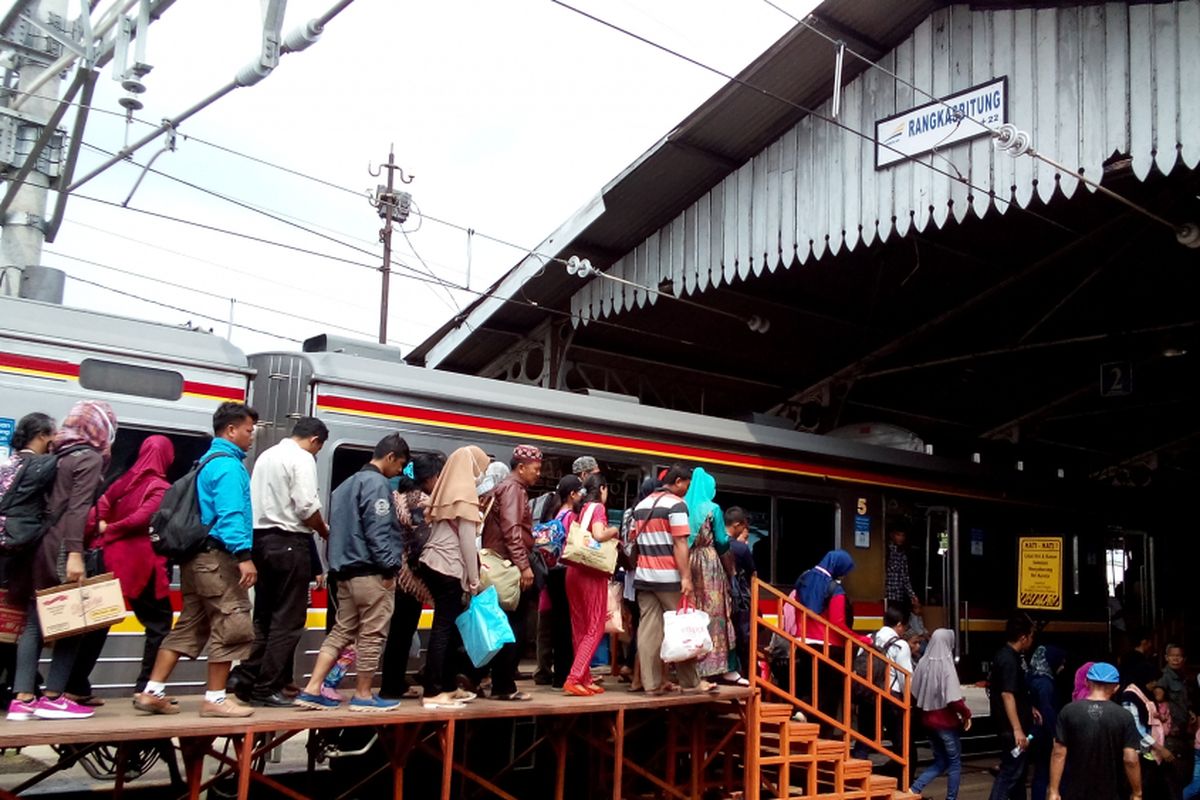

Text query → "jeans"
[231,530,312,697]
[988,736,1029,800]
[911,727,962,800]
[417,565,464,698]
[1182,748,1200,800]
[13,598,82,696]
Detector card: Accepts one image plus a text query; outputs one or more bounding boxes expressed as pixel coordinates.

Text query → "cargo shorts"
[162,548,254,662]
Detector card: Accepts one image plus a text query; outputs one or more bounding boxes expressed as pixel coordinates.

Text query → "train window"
[79,359,183,401]
[329,445,447,493]
[717,491,772,585]
[775,498,837,586]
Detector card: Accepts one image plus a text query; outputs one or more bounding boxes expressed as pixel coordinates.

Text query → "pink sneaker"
[32,695,95,720]
[6,698,37,721]
[320,685,343,703]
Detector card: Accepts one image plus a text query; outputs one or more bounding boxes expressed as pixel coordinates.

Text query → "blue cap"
[1086,662,1120,683]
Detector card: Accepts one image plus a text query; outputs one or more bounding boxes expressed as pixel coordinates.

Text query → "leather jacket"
[480,475,532,571]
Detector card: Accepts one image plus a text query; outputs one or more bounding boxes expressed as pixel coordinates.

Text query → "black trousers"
[545,567,573,687]
[488,585,535,697]
[418,565,465,697]
[232,530,312,697]
[380,589,424,697]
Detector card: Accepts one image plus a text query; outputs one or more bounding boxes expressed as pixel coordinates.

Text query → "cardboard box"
[36,573,125,642]
[0,588,26,643]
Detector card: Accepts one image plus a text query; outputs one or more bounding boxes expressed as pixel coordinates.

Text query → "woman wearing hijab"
[785,550,859,733]
[908,629,972,800]
[417,445,490,709]
[563,474,619,696]
[1027,645,1067,800]
[1072,661,1095,702]
[380,452,445,699]
[682,467,741,684]
[7,400,117,722]
[68,435,176,702]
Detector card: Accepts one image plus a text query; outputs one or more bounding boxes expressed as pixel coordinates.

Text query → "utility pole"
[368,147,412,345]
[0,0,68,300]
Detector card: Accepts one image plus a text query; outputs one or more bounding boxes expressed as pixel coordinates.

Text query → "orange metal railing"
[749,578,912,789]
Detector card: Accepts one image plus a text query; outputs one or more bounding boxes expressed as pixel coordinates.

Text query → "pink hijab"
[1073,661,1095,701]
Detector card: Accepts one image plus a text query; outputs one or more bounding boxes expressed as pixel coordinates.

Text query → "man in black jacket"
[296,434,408,712]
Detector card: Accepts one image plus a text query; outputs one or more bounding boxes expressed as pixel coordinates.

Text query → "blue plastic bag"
[456,585,515,668]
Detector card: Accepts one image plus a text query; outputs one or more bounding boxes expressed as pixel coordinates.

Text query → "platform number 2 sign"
[1101,362,1133,397]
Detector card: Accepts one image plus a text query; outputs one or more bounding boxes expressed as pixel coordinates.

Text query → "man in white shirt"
[873,604,914,779]
[229,417,329,707]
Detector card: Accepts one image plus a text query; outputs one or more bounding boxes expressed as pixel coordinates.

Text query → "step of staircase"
[761,702,797,721]
[866,774,899,798]
[890,792,921,800]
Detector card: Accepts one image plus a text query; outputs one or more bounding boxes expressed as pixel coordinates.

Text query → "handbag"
[660,595,714,663]
[455,585,515,668]
[561,504,618,574]
[478,548,521,611]
[604,581,625,634]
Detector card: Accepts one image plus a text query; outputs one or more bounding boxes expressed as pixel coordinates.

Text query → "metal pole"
[377,150,397,344]
[1,0,68,299]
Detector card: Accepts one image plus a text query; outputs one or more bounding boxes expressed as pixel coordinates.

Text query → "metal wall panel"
[571,1,1200,325]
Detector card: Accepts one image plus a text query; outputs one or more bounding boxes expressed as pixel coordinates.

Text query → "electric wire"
[549,0,1078,238]
[43,249,410,345]
[63,218,378,315]
[760,0,1188,235]
[60,272,303,342]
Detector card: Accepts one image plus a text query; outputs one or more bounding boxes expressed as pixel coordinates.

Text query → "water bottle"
[1010,733,1033,757]
[324,645,356,688]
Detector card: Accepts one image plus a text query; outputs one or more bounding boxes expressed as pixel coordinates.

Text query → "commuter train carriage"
[0,296,1134,695]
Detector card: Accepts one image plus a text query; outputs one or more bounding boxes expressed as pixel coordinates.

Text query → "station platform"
[0,683,755,800]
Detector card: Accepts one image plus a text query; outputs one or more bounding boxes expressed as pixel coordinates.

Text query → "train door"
[1104,529,1157,652]
[920,506,959,653]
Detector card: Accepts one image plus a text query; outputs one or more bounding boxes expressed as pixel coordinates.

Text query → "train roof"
[0,296,250,371]
[266,349,983,481]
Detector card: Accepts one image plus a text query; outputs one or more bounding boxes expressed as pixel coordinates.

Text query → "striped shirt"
[632,491,690,591]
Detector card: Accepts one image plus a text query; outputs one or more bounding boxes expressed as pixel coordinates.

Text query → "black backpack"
[0,453,60,552]
[852,634,902,702]
[149,452,234,561]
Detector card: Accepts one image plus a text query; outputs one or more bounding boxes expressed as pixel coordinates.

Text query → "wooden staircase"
[747,579,918,800]
[754,703,919,800]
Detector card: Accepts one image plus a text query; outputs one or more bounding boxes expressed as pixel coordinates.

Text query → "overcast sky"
[20,0,810,355]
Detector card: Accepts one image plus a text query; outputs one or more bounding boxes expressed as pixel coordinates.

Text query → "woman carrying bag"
[563,474,619,697]
[908,628,972,800]
[417,446,490,709]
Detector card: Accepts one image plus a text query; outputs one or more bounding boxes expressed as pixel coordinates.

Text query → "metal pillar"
[0,0,67,299]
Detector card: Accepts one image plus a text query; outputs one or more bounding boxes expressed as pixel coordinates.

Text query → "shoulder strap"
[634,493,670,538]
[195,451,235,476]
[580,502,600,531]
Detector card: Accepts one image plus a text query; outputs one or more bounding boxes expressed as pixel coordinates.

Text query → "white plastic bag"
[660,597,713,663]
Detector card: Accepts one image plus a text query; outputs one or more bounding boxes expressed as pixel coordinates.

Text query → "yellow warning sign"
[1017,537,1063,611]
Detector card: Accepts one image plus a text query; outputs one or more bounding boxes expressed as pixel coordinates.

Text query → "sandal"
[450,689,476,702]
[563,682,593,697]
[402,687,423,699]
[682,680,720,695]
[585,684,605,694]
[490,691,532,702]
[67,694,105,707]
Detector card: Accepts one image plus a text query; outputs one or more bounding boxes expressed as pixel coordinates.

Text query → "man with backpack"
[860,604,914,777]
[133,402,259,718]
[229,417,329,708]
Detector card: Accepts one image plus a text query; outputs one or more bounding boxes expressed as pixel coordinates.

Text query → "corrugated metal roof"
[571,1,1200,325]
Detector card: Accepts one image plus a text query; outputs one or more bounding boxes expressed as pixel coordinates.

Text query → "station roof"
[410,0,1200,490]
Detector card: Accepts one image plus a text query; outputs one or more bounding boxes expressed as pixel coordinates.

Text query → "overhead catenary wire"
[43,250,413,346]
[760,0,1193,239]
[61,273,303,342]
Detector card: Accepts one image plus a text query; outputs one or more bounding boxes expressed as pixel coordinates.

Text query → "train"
[0,295,1143,695]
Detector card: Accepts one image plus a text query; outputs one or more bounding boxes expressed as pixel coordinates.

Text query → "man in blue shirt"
[133,402,260,718]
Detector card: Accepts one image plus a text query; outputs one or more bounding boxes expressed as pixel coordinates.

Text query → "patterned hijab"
[428,446,490,524]
[1029,645,1066,681]
[52,401,117,465]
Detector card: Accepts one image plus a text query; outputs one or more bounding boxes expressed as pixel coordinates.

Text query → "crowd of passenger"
[0,401,756,720]
[774,536,1200,800]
